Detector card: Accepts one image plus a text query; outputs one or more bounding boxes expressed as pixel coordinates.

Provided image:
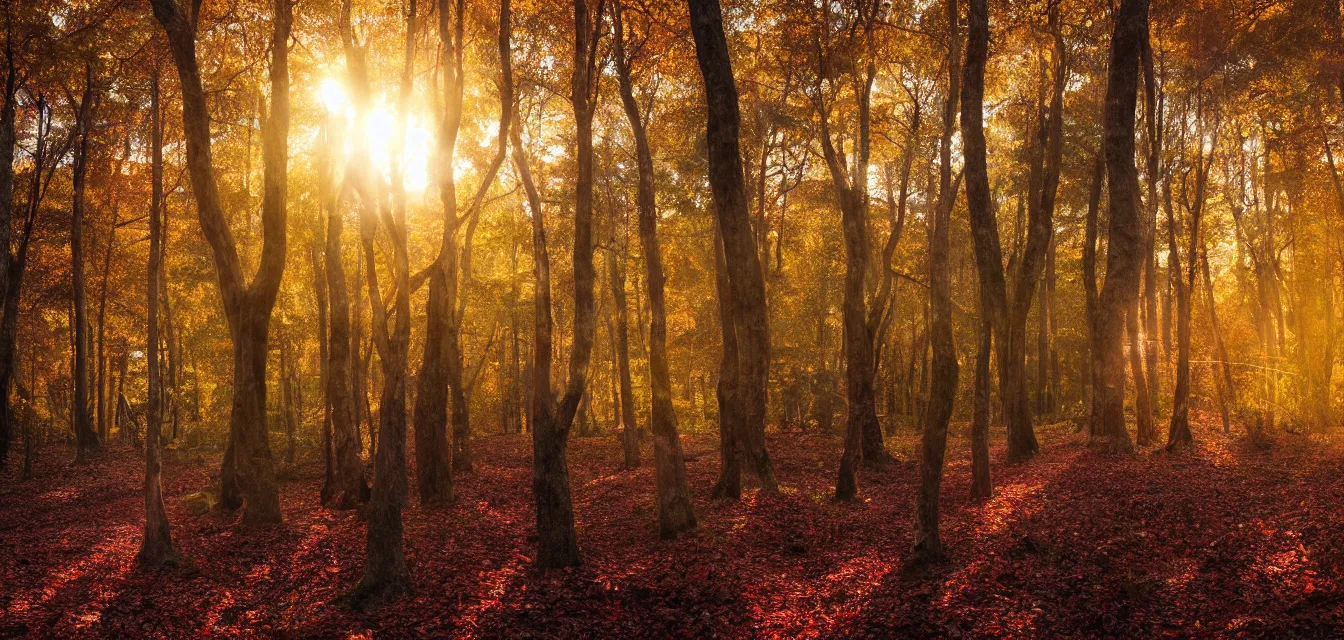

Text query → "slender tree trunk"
[349,0,414,603]
[914,0,963,561]
[310,243,336,503]
[137,72,178,567]
[1083,153,1104,433]
[71,69,99,462]
[607,242,638,469]
[688,0,777,494]
[1090,0,1149,453]
[1167,107,1214,450]
[1128,301,1153,445]
[710,221,742,499]
[823,0,889,501]
[413,0,463,498]
[971,313,992,500]
[513,83,580,568]
[615,1,694,536]
[522,0,602,569]
[0,46,17,468]
[1200,247,1235,433]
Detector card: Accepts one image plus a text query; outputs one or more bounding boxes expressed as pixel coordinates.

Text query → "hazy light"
[317,76,434,194]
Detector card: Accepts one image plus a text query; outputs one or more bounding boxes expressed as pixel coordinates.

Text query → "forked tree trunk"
[522,0,602,569]
[151,0,289,524]
[823,0,890,502]
[325,11,371,509]
[412,0,464,499]
[1167,105,1215,450]
[688,0,777,495]
[1091,0,1149,453]
[615,1,695,536]
[137,72,178,568]
[913,0,963,562]
[349,0,414,605]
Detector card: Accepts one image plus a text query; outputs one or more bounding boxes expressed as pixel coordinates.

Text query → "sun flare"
[316,77,435,194]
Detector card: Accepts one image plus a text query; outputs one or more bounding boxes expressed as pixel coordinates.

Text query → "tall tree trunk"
[137,72,178,567]
[688,0,777,494]
[971,313,992,500]
[1127,302,1153,445]
[823,0,889,502]
[963,4,1064,464]
[413,0,463,499]
[349,0,414,603]
[1083,152,1104,433]
[0,45,17,468]
[323,11,371,510]
[607,240,638,469]
[1090,0,1149,453]
[914,0,963,561]
[310,242,336,503]
[1200,246,1234,433]
[1167,104,1215,450]
[151,0,289,524]
[615,1,695,536]
[522,0,602,569]
[710,220,742,499]
[71,68,99,462]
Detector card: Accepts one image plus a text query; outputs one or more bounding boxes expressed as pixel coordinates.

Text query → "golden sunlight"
[316,77,435,194]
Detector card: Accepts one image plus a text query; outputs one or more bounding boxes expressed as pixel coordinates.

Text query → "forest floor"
[2,414,1344,638]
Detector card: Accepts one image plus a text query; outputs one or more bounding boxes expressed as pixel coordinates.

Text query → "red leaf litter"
[3,414,1344,638]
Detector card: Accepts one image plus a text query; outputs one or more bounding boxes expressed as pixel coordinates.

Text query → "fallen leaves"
[1,414,1343,637]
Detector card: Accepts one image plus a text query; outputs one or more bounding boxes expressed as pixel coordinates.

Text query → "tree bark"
[71,68,99,462]
[615,1,695,537]
[915,0,964,561]
[522,0,602,569]
[137,72,178,568]
[1167,105,1216,450]
[0,46,16,468]
[349,0,414,604]
[820,0,890,502]
[1090,0,1149,453]
[1083,152,1104,433]
[688,0,777,494]
[151,0,288,523]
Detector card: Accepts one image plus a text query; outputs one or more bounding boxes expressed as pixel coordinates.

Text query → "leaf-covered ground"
[3,415,1344,638]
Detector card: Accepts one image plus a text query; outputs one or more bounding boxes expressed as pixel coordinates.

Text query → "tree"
[688,0,777,498]
[1091,0,1150,453]
[614,0,695,537]
[70,64,99,462]
[913,0,963,562]
[150,0,289,523]
[817,0,895,502]
[322,0,371,511]
[1167,93,1218,450]
[348,0,416,606]
[136,69,178,568]
[523,0,605,570]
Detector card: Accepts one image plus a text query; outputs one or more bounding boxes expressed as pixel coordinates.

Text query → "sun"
[316,76,435,194]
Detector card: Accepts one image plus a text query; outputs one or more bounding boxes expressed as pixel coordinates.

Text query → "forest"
[2,0,1344,635]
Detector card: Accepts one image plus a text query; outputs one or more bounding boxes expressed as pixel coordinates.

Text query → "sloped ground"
[2,415,1342,638]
